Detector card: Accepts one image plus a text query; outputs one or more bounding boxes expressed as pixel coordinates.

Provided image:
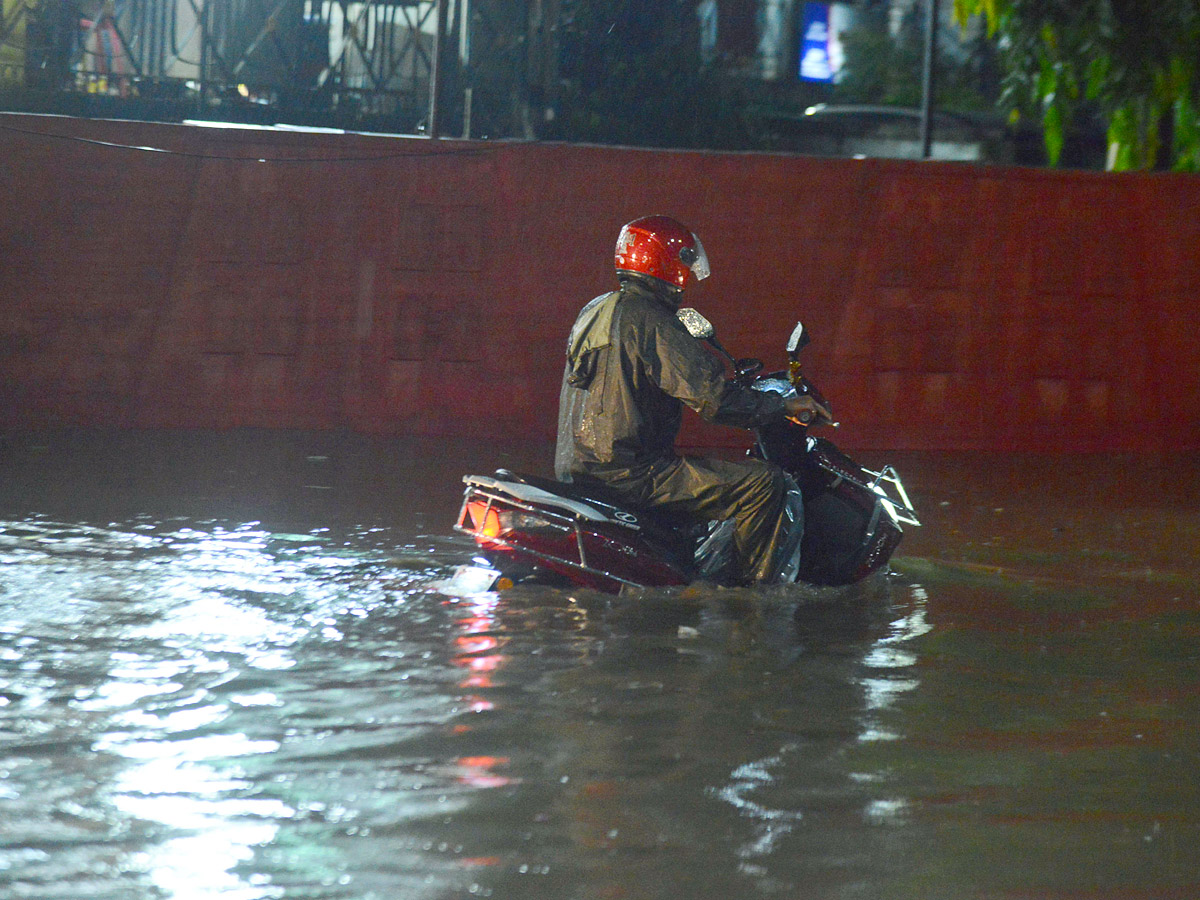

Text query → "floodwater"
[1,430,1198,900]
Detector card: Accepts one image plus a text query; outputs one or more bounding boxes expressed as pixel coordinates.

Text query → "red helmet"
[614,215,711,291]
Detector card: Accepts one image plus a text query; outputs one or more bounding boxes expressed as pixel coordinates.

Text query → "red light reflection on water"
[455,755,513,788]
[449,598,507,727]
[451,600,507,682]
[454,635,498,655]
[446,598,515,786]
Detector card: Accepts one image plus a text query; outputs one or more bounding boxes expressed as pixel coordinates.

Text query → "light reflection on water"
[1,514,466,899]
[2,437,1199,900]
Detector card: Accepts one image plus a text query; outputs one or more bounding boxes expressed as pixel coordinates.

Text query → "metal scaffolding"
[1,0,551,137]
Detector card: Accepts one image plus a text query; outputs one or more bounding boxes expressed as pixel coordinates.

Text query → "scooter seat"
[492,469,692,556]
[493,468,623,509]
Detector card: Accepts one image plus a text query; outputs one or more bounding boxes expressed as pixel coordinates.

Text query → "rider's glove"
[783,394,832,426]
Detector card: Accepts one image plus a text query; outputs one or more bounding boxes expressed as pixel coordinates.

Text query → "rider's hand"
[784,394,832,426]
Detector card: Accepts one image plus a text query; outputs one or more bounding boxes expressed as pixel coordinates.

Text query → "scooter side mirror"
[787,321,810,358]
[677,307,715,340]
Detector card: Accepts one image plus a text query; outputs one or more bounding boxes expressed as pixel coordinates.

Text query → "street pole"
[920,0,939,158]
[428,0,449,138]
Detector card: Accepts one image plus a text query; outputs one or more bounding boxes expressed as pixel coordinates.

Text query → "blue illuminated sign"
[799,2,834,83]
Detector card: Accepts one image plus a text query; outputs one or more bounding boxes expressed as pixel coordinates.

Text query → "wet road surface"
[1,431,1198,899]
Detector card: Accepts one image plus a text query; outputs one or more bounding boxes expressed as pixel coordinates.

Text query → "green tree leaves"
[956,0,1200,170]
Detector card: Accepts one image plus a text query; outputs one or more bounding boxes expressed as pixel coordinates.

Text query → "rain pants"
[554,278,796,584]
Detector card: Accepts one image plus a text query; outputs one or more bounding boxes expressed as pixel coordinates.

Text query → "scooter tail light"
[465,499,558,539]
[465,500,503,538]
[496,510,557,533]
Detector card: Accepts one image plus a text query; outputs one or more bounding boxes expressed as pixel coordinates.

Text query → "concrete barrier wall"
[2,112,1198,451]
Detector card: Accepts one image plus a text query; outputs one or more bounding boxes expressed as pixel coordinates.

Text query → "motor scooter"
[453,312,919,594]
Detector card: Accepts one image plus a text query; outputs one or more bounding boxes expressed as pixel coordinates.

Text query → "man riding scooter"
[554,215,831,585]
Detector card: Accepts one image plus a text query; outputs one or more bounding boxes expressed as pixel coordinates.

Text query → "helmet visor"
[685,234,711,281]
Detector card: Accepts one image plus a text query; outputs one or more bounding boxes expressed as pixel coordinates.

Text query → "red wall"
[2,112,1198,451]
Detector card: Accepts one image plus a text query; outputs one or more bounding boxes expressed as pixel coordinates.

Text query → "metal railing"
[0,0,509,135]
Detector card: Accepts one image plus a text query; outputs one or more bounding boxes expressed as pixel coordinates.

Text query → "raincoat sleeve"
[646,309,785,429]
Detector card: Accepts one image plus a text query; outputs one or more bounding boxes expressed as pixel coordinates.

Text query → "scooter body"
[454,317,919,594]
